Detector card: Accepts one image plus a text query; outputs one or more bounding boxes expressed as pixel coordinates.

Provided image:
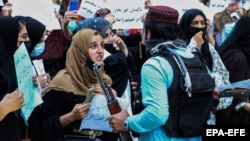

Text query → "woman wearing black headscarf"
[0,16,27,141]
[179,8,230,86]
[215,16,250,125]
[15,16,46,55]
[14,16,51,89]
[179,8,214,71]
[14,15,50,141]
[217,15,250,83]
[179,8,233,125]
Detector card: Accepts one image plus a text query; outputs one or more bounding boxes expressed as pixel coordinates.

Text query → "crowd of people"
[0,0,250,141]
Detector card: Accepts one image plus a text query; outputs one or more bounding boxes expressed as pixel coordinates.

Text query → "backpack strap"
[151,42,192,97]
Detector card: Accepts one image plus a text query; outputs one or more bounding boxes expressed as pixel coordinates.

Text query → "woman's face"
[103,28,113,44]
[17,24,29,47]
[88,34,104,64]
[191,15,206,28]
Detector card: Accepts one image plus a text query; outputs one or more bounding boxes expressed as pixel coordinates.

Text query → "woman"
[179,9,217,76]
[77,17,137,98]
[216,16,250,124]
[217,16,250,83]
[77,17,138,140]
[42,28,119,141]
[14,15,52,141]
[179,8,231,88]
[179,9,250,125]
[14,16,51,94]
[0,16,27,141]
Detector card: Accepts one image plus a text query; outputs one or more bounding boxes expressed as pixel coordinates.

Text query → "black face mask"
[187,27,206,39]
[104,43,116,53]
[86,58,94,71]
[22,41,32,54]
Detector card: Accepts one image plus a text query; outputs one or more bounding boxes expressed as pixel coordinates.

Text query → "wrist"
[0,101,8,118]
[123,118,130,131]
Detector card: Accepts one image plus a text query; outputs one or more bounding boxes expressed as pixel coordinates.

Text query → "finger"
[19,92,24,96]
[107,116,112,120]
[81,113,88,118]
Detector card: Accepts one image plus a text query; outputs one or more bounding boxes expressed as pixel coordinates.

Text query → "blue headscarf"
[77,17,110,37]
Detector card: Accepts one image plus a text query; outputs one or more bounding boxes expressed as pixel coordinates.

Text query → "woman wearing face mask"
[14,15,51,141]
[14,16,51,95]
[179,9,215,71]
[215,13,239,47]
[179,9,230,86]
[180,9,250,125]
[0,16,27,141]
[217,16,250,83]
[215,16,250,125]
[179,8,230,125]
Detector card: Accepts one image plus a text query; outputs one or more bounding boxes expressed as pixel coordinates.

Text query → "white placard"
[78,0,147,29]
[11,0,61,30]
[151,0,215,22]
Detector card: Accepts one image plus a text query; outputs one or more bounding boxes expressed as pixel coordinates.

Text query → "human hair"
[144,18,184,40]
[18,19,26,31]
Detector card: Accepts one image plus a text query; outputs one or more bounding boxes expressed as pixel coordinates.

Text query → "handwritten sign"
[78,0,106,19]
[210,0,250,14]
[10,0,61,30]
[14,43,43,125]
[151,0,215,22]
[0,1,3,6]
[78,0,147,29]
[80,94,129,132]
[209,0,229,14]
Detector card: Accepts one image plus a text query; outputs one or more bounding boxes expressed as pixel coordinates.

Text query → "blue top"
[127,48,202,141]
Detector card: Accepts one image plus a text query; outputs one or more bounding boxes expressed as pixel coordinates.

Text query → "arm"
[243,103,250,112]
[113,35,128,57]
[0,2,12,16]
[109,57,173,133]
[60,102,89,128]
[61,10,78,40]
[0,90,24,121]
[42,91,89,135]
[213,9,231,36]
[206,18,215,46]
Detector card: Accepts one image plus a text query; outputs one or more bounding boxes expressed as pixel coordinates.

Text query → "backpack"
[131,44,215,137]
[159,47,215,137]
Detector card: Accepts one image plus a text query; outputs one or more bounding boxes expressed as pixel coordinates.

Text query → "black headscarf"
[217,16,250,65]
[0,16,19,96]
[14,16,46,54]
[179,8,213,70]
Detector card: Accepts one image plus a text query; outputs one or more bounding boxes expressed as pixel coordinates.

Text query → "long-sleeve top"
[126,48,202,141]
[42,90,86,141]
[42,90,118,141]
[104,48,137,97]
